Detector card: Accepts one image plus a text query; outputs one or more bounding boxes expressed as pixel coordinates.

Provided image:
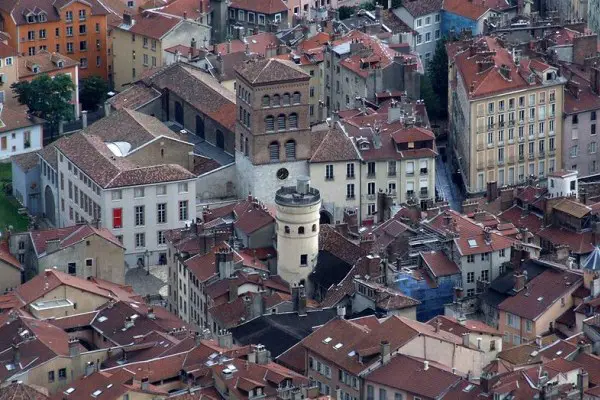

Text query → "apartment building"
[393,0,443,67]
[429,210,513,297]
[0,41,17,105]
[311,101,436,224]
[0,0,110,79]
[562,67,600,177]
[448,36,566,194]
[51,109,197,266]
[0,241,21,294]
[589,0,600,34]
[324,30,422,114]
[111,11,210,90]
[0,106,44,160]
[226,0,289,37]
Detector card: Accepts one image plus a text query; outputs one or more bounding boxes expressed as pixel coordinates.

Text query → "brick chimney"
[514,272,526,292]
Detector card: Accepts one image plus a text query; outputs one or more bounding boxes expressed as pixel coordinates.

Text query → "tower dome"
[275,177,321,292]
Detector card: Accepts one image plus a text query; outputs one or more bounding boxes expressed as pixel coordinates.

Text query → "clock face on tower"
[277,168,289,180]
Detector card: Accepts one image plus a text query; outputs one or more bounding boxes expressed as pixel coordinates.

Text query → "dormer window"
[26,14,36,23]
[57,60,64,68]
[38,12,47,22]
[528,74,535,84]
[545,71,555,81]
[32,65,40,73]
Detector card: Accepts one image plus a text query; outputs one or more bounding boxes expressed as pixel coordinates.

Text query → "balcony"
[549,130,555,137]
[420,168,428,175]
[518,136,524,142]
[539,132,545,138]
[367,193,376,200]
[487,124,495,130]
[549,149,556,156]
[487,142,494,148]
[508,120,515,127]
[388,171,396,177]
[508,139,515,144]
[518,119,525,125]
[487,160,495,168]
[498,141,504,147]
[528,153,535,160]
[406,191,415,198]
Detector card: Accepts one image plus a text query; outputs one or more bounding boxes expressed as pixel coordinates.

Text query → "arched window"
[277,114,286,130]
[293,92,301,104]
[298,226,305,234]
[289,113,298,129]
[262,95,270,107]
[285,140,296,160]
[244,137,249,156]
[265,115,275,131]
[284,226,290,234]
[272,94,280,107]
[312,224,317,232]
[282,93,290,105]
[269,141,280,161]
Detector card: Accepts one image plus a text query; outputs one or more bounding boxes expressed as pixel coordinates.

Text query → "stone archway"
[44,185,56,225]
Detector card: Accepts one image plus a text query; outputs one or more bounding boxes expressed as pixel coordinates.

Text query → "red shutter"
[113,208,122,228]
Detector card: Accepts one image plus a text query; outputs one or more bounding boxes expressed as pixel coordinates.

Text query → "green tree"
[426,39,449,120]
[390,0,402,8]
[359,1,376,10]
[79,75,109,111]
[338,5,356,19]
[421,74,442,121]
[11,74,75,129]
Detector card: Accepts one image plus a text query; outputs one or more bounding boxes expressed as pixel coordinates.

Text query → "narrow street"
[435,146,464,211]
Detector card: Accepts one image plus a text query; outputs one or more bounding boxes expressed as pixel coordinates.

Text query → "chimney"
[124,316,134,330]
[483,227,491,244]
[480,374,491,393]
[81,110,88,128]
[147,307,156,320]
[336,305,346,318]
[195,331,202,346]
[141,377,149,391]
[374,3,382,20]
[254,344,269,365]
[387,100,402,123]
[462,333,470,347]
[477,337,482,350]
[380,340,391,364]
[423,360,429,371]
[191,37,197,49]
[68,338,80,357]
[578,370,589,395]
[183,11,187,19]
[435,318,441,332]
[226,39,231,54]
[217,247,234,279]
[514,273,526,292]
[217,330,233,349]
[487,181,498,201]
[228,277,238,302]
[590,66,600,95]
[535,335,542,348]
[292,284,307,316]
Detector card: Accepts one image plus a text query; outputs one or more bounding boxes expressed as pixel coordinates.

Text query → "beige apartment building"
[111,12,210,90]
[449,36,566,193]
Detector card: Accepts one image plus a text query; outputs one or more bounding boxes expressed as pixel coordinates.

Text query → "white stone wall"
[0,124,43,160]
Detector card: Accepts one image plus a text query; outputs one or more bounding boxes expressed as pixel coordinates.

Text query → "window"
[112,208,123,228]
[388,160,396,176]
[262,95,270,107]
[135,205,145,226]
[289,113,298,129]
[39,29,46,39]
[277,114,286,130]
[425,32,431,42]
[367,385,374,400]
[406,161,414,174]
[434,13,440,22]
[347,163,355,178]
[135,233,145,248]
[434,29,440,39]
[158,231,166,245]
[178,182,188,193]
[346,184,355,199]
[325,164,334,180]
[79,9,86,20]
[285,140,296,160]
[300,254,308,265]
[179,200,188,220]
[265,115,275,131]
[416,34,422,45]
[27,31,35,40]
[112,190,122,200]
[416,18,422,27]
[312,224,317,232]
[157,203,167,224]
[467,255,474,263]
[134,187,144,198]
[573,114,579,124]
[269,141,279,161]
[506,312,520,328]
[143,54,148,66]
[481,269,489,281]
[526,320,533,332]
[467,272,474,283]
[96,23,100,32]
[68,262,76,275]
[66,42,73,53]
[298,226,305,234]
[48,371,55,383]
[367,162,376,176]
[425,16,431,25]
[379,388,387,400]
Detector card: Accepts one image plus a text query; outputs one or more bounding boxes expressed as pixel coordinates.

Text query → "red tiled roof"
[537,226,595,254]
[401,0,442,17]
[0,240,21,271]
[391,126,435,143]
[366,354,460,398]
[427,315,501,336]
[310,125,361,163]
[443,0,490,20]
[123,12,180,40]
[421,251,460,277]
[214,32,280,56]
[498,268,583,320]
[29,224,123,256]
[152,0,211,19]
[233,201,274,234]
[498,206,543,234]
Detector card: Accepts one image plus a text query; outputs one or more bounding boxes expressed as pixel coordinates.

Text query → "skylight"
[463,384,475,392]
[65,388,75,394]
[537,297,544,302]
[334,343,343,350]
[468,239,478,248]
[92,390,102,397]
[323,337,332,344]
[348,351,356,357]
[97,316,108,323]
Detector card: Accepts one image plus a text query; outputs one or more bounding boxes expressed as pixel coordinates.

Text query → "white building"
[51,109,198,266]
[548,170,578,199]
[275,177,321,290]
[393,0,443,67]
[0,106,44,160]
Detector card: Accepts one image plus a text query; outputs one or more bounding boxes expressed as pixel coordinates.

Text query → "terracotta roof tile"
[29,224,123,256]
[421,251,460,277]
[443,0,490,20]
[498,206,543,234]
[367,354,461,398]
[427,315,501,336]
[107,85,161,110]
[0,105,45,134]
[214,32,280,56]
[400,0,442,17]
[537,226,595,254]
[119,12,180,40]
[235,58,309,85]
[0,240,21,271]
[0,382,49,399]
[310,124,361,163]
[11,151,40,172]
[17,51,77,79]
[498,268,583,320]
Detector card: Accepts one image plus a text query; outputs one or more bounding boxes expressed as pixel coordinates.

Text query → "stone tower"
[275,177,321,292]
[234,58,311,203]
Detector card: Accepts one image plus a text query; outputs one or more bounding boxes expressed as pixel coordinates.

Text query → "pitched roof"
[498,206,543,234]
[0,0,109,25]
[0,240,22,271]
[443,0,490,20]
[214,32,280,56]
[552,198,592,218]
[421,251,460,277]
[28,224,123,256]
[17,51,77,79]
[537,226,595,254]
[498,268,583,320]
[0,105,45,134]
[235,58,309,85]
[107,85,161,110]
[229,0,287,14]
[427,315,501,336]
[310,125,361,163]
[0,382,49,399]
[11,151,40,172]
[117,12,180,40]
[366,354,461,398]
[400,0,442,17]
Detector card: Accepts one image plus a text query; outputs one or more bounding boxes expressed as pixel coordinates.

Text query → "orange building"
[0,0,111,80]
